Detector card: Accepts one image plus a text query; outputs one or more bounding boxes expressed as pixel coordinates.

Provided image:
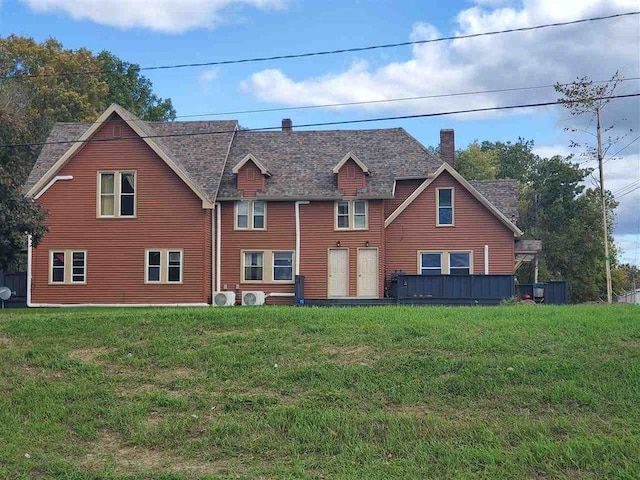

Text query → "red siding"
[337,159,366,195]
[237,162,264,197]
[384,171,515,279]
[218,201,296,304]
[384,179,424,219]
[299,200,385,299]
[32,116,211,305]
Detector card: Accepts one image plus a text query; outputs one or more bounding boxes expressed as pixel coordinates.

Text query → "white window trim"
[241,249,295,284]
[272,250,295,283]
[436,187,454,227]
[335,200,368,231]
[417,250,474,275]
[49,250,87,285]
[145,248,184,284]
[97,171,137,218]
[418,251,443,275]
[234,200,267,230]
[167,250,183,284]
[448,251,473,275]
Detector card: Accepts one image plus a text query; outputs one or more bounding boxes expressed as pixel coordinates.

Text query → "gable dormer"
[232,154,271,197]
[332,152,370,196]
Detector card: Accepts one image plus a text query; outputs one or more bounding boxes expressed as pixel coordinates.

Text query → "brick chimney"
[282,118,292,132]
[440,129,455,167]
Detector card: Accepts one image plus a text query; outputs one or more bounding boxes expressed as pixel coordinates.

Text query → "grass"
[0,305,639,479]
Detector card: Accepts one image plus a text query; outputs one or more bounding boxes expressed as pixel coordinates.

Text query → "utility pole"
[596,105,613,303]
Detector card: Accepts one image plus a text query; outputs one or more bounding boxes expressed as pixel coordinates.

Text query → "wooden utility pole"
[596,105,613,303]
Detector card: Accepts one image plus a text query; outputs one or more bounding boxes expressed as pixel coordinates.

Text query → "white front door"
[328,248,349,297]
[357,248,378,298]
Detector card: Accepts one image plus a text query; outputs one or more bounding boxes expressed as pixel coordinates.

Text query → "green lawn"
[0,305,639,479]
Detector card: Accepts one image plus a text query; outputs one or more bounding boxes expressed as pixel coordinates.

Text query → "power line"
[616,184,640,199]
[3,11,638,80]
[2,93,638,149]
[175,77,640,119]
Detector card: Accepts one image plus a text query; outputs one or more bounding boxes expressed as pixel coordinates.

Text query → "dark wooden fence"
[391,274,515,305]
[0,272,27,307]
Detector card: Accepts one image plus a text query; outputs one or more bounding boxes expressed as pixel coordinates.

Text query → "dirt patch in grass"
[155,366,199,381]
[321,344,378,366]
[0,335,16,346]
[18,364,68,381]
[81,430,243,477]
[68,347,114,363]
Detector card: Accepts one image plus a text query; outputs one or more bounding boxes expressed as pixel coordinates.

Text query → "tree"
[0,35,176,269]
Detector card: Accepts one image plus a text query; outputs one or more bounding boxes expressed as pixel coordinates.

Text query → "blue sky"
[2,0,639,265]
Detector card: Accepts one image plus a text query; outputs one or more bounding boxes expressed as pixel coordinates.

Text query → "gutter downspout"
[295,201,310,276]
[216,202,222,292]
[27,235,33,307]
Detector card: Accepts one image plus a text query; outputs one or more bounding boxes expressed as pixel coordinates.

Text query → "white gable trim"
[232,154,271,177]
[384,163,523,237]
[332,152,370,175]
[27,104,214,208]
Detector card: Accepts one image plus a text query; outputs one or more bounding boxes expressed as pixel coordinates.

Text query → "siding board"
[385,171,514,281]
[32,118,211,305]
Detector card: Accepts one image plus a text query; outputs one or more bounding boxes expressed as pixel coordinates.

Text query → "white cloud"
[198,68,220,87]
[20,0,286,33]
[242,0,639,121]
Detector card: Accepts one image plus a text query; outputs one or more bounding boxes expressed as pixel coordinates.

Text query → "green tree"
[0,35,176,269]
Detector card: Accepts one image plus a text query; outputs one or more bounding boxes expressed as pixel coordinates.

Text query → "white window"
[51,251,65,283]
[241,250,295,283]
[449,252,470,275]
[145,249,183,284]
[50,250,86,284]
[273,252,293,281]
[167,251,182,283]
[243,252,264,281]
[420,253,442,275]
[99,171,136,218]
[336,200,368,230]
[437,188,453,226]
[235,200,266,230]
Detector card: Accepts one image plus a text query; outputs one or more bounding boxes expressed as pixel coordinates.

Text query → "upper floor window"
[99,171,136,218]
[50,250,86,284]
[336,200,368,230]
[236,200,266,230]
[145,249,183,284]
[437,188,453,226]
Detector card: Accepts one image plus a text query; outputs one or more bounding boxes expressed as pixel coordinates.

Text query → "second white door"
[357,248,378,298]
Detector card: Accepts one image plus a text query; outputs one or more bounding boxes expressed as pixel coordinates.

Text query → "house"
[24,104,530,307]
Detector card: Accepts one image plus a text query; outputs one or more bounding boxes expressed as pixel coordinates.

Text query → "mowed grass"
[0,305,639,479]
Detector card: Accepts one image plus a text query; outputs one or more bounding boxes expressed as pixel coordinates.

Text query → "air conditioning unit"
[241,291,266,306]
[212,291,236,307]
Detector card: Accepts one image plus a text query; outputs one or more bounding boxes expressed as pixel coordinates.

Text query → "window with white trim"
[449,252,470,275]
[273,252,293,281]
[243,252,264,281]
[241,250,295,283]
[99,171,136,218]
[145,249,183,284]
[336,200,368,230]
[420,252,442,275]
[437,188,453,226]
[50,250,86,284]
[235,200,266,229]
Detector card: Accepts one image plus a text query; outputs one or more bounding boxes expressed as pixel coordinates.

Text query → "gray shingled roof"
[217,128,442,199]
[25,117,238,202]
[470,179,520,222]
[25,109,519,221]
